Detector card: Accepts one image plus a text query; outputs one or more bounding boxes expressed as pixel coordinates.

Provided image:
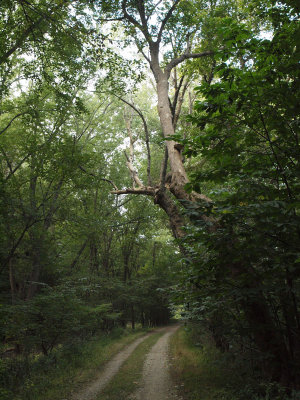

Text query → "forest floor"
[71,324,181,400]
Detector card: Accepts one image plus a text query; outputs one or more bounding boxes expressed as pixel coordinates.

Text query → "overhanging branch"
[111,187,156,196]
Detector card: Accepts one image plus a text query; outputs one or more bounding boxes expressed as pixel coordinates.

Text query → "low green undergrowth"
[170,325,240,400]
[99,330,164,400]
[0,327,148,400]
[170,325,300,400]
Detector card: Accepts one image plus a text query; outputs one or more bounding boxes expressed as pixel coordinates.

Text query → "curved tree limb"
[165,50,214,75]
[116,95,152,186]
[123,106,144,188]
[0,113,24,136]
[78,165,118,190]
[112,187,156,196]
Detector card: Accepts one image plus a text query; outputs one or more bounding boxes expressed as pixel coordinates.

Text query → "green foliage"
[175,0,300,393]
[1,285,116,356]
[0,35,177,394]
[3,0,298,397]
[0,326,147,400]
[171,325,300,400]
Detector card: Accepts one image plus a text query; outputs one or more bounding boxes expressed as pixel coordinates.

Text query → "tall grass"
[170,325,240,400]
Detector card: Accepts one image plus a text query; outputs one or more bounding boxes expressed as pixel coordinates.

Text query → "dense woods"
[0,0,299,399]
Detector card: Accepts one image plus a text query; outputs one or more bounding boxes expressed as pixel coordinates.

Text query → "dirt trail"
[131,324,182,400]
[71,332,154,400]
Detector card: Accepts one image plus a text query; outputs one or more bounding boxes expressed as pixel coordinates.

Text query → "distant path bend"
[131,324,182,400]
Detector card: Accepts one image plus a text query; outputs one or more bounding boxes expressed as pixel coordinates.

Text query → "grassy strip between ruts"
[14,328,149,400]
[169,326,241,400]
[98,330,165,400]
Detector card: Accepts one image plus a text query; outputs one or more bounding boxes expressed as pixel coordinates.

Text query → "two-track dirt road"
[71,324,181,400]
[131,324,182,400]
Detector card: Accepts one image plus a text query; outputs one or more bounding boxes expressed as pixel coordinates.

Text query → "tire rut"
[130,324,182,400]
[71,332,154,400]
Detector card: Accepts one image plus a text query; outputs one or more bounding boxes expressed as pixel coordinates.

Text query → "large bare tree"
[107,0,213,238]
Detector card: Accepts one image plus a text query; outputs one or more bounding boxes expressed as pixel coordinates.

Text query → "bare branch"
[0,113,24,136]
[78,164,95,177]
[171,74,184,119]
[78,165,118,190]
[165,50,214,75]
[98,17,125,22]
[101,178,119,191]
[4,152,31,181]
[112,187,156,196]
[123,108,144,188]
[117,197,133,208]
[135,38,151,63]
[116,95,152,186]
[0,145,13,176]
[146,0,164,21]
[69,239,88,270]
[102,101,113,115]
[136,0,150,37]
[157,0,181,44]
[124,149,144,188]
[173,78,189,129]
[76,103,105,142]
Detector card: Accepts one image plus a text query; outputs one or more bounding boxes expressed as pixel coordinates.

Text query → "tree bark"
[9,259,17,304]
[154,188,185,240]
[156,72,190,201]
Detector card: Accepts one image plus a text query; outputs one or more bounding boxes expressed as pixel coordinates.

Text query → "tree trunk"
[154,188,185,240]
[156,72,190,201]
[9,259,17,304]
[26,234,42,300]
[141,310,145,328]
[131,305,135,330]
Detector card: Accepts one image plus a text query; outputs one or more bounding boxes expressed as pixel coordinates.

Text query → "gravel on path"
[131,324,182,400]
[71,332,153,400]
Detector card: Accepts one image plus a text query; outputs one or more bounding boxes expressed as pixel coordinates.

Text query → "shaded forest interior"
[0,0,299,399]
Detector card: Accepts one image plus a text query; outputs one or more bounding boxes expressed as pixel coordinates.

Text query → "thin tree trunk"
[131,305,135,330]
[70,239,88,270]
[9,259,17,304]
